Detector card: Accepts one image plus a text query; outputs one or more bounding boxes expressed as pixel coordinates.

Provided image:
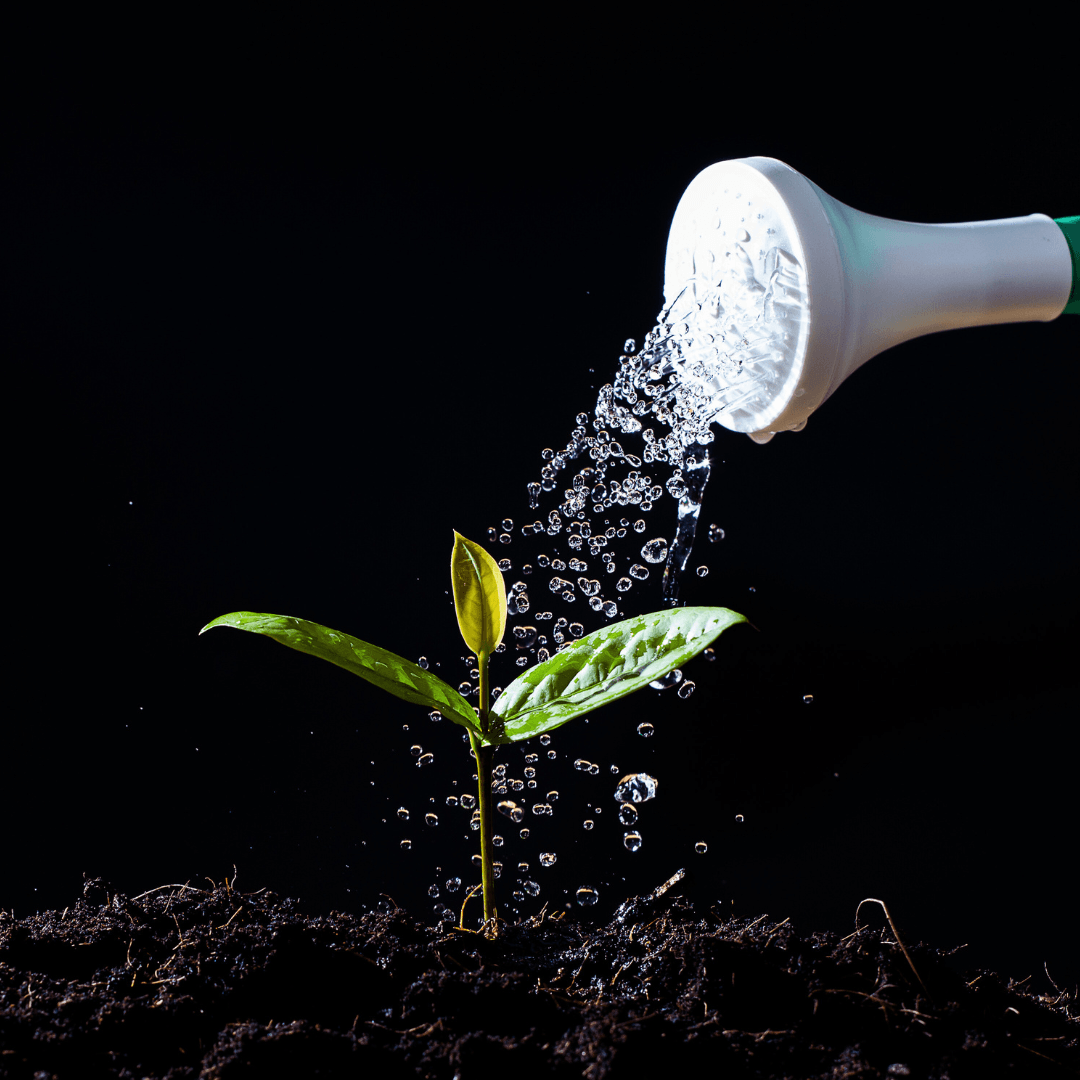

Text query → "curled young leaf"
[488,606,746,744]
[200,612,481,736]
[451,531,507,658]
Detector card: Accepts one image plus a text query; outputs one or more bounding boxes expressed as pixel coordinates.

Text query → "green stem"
[472,649,495,927]
[470,731,495,927]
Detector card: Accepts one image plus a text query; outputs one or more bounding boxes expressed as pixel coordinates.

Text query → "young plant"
[201,531,745,930]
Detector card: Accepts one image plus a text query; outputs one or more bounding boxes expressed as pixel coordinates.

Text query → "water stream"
[407,228,809,919]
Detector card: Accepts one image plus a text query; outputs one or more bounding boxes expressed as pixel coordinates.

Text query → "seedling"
[202,531,745,930]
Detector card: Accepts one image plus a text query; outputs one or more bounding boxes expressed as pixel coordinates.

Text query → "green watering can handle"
[1055,216,1080,315]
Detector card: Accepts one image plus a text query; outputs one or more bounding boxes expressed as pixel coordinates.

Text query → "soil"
[1,873,1076,1079]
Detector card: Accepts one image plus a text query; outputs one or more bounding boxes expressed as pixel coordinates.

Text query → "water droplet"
[446,876,462,892]
[588,762,600,775]
[425,813,438,826]
[616,576,633,592]
[623,832,643,852]
[524,880,541,897]
[396,807,409,820]
[623,338,636,354]
[576,886,599,906]
[708,525,725,542]
[696,566,708,578]
[519,828,530,839]
[445,795,458,807]
[417,656,429,669]
[803,694,813,704]
[418,753,434,767]
[695,841,708,854]
[629,564,650,581]
[677,680,696,699]
[531,803,552,816]
[636,722,654,737]
[502,518,513,531]
[633,519,646,534]
[574,759,592,772]
[618,802,638,825]
[614,773,658,803]
[497,800,525,823]
[498,558,511,572]
[703,648,715,662]
[735,814,744,822]
[400,839,412,850]
[649,669,682,691]
[640,538,668,564]
[493,835,504,847]
[428,884,439,897]
[410,745,422,756]
[460,794,476,810]
[540,852,557,867]
[583,820,594,830]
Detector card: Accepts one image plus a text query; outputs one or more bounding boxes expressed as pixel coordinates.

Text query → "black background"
[7,42,1077,991]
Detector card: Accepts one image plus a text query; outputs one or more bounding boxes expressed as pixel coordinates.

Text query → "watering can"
[664,156,1078,443]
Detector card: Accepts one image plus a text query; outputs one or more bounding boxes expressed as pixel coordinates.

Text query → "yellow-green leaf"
[451,531,507,656]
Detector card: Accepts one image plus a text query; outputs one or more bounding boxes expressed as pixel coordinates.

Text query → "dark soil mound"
[1,873,1076,1078]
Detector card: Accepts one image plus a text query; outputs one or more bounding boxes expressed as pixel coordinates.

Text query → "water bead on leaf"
[649,669,682,690]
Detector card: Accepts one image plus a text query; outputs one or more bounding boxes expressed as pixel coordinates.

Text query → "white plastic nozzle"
[663,157,1074,443]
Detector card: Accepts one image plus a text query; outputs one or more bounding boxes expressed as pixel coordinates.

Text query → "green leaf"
[200,612,482,736]
[489,606,746,744]
[451,531,507,657]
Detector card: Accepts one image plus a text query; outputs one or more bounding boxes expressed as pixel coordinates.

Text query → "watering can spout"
[663,157,1078,442]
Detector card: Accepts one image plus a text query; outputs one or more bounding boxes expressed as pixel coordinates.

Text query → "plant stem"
[470,732,495,927]
[472,649,495,927]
